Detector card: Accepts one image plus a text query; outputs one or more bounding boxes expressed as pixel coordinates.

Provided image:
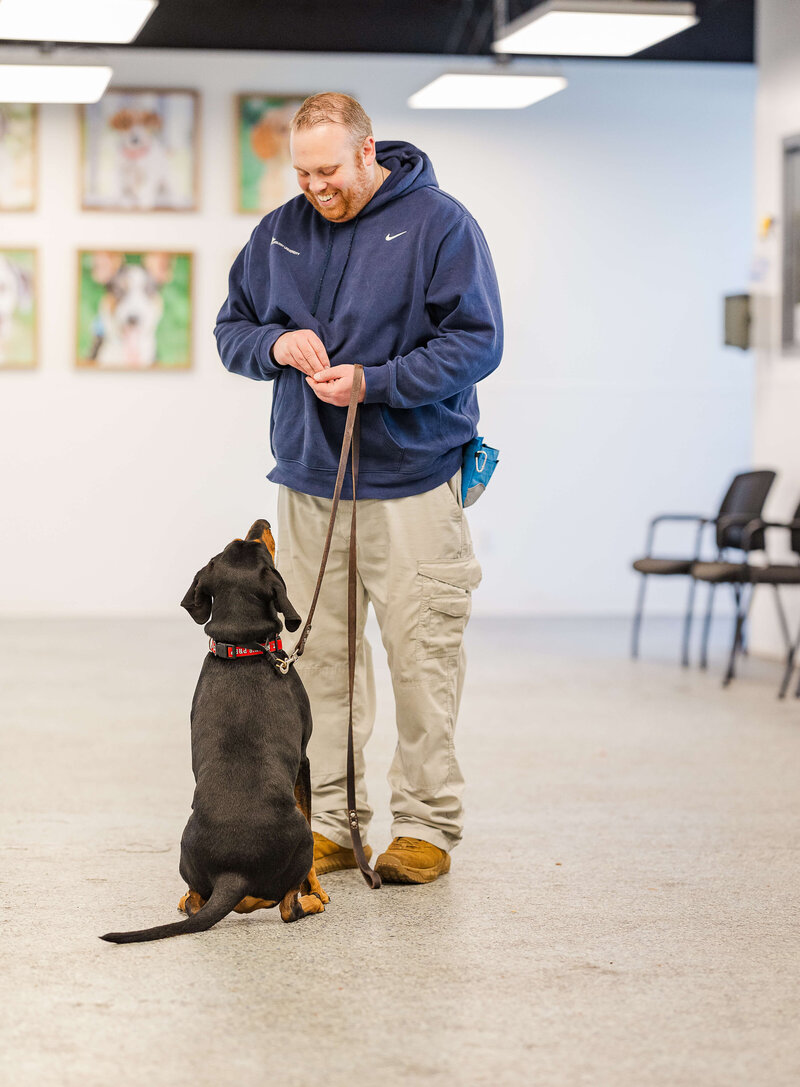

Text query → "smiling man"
[215,92,502,884]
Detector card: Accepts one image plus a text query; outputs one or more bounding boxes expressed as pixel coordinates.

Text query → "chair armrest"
[741,518,800,551]
[716,512,765,533]
[650,514,710,526]
[642,514,711,558]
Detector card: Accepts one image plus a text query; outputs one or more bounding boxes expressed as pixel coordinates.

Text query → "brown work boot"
[313,831,372,875]
[374,837,451,884]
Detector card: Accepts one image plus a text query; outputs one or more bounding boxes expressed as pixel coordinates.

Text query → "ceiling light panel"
[0,64,112,103]
[493,1,698,57]
[0,0,158,44]
[409,73,568,109]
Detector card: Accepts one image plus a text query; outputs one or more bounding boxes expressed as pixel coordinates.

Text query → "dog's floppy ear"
[262,567,301,632]
[181,563,213,624]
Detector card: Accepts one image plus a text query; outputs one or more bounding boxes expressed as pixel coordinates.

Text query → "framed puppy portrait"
[0,248,37,370]
[76,250,192,371]
[0,104,37,211]
[236,94,308,214]
[81,89,199,212]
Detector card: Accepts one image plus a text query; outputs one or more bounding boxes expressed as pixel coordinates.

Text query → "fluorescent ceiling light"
[409,73,567,110]
[0,64,112,102]
[492,1,698,57]
[0,0,158,44]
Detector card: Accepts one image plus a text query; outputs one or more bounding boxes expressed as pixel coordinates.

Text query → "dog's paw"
[234,896,277,914]
[305,867,330,904]
[279,889,326,922]
[178,890,205,916]
[297,893,326,916]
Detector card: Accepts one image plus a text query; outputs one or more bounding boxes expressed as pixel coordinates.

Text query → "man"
[214,93,502,884]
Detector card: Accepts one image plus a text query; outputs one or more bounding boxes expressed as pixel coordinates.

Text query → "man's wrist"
[361,362,390,405]
[264,329,287,368]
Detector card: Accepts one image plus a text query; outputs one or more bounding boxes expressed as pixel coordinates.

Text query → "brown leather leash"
[278,364,381,890]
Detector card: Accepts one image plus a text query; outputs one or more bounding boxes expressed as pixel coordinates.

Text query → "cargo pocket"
[415,555,482,661]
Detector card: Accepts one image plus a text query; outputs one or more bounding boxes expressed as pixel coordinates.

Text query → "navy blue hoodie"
[214,140,503,499]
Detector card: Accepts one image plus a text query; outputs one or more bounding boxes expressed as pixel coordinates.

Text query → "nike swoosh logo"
[385,231,407,242]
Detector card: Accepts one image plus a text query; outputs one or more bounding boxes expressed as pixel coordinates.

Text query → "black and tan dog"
[101,519,328,944]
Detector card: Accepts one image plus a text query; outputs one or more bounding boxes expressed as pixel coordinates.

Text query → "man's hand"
[273,329,330,375]
[307,364,366,407]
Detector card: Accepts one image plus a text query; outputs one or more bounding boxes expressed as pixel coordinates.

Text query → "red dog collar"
[209,638,282,660]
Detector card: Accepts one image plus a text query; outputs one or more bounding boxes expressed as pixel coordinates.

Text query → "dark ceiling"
[1,0,755,63]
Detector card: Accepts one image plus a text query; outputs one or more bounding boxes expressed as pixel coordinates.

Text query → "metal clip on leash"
[274,653,294,675]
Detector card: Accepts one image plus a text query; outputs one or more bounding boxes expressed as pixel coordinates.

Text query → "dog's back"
[180,653,313,902]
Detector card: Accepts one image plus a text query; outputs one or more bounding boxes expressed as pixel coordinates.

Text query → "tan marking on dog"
[233,896,277,914]
[294,780,329,903]
[259,525,276,561]
[243,519,276,561]
[178,889,205,915]
[279,886,326,923]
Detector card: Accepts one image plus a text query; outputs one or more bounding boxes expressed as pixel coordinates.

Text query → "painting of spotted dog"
[76,250,192,370]
[81,89,198,212]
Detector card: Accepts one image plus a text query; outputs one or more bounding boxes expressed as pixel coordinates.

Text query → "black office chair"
[691,504,800,696]
[631,470,776,667]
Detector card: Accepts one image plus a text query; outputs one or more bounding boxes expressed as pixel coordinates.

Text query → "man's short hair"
[291,93,373,148]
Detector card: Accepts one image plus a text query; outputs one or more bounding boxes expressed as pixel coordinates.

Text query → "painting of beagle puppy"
[110,108,173,210]
[101,519,328,944]
[82,90,197,211]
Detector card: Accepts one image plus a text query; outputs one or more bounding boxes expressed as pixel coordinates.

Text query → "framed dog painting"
[236,94,308,214]
[81,89,199,212]
[76,250,192,371]
[0,248,37,369]
[0,104,37,212]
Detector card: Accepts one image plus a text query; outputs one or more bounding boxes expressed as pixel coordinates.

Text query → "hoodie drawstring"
[328,220,358,322]
[311,226,334,318]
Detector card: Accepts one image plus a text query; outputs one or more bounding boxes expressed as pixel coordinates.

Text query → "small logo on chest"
[271,236,300,256]
[385,231,408,242]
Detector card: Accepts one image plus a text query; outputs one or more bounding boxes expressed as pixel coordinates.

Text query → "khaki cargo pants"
[276,475,481,853]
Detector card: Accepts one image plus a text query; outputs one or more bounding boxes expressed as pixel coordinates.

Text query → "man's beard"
[304,160,376,222]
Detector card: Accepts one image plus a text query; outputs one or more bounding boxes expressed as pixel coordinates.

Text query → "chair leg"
[778,615,800,700]
[631,574,648,659]
[732,585,744,654]
[681,575,697,668]
[723,584,751,687]
[772,584,791,650]
[700,582,716,670]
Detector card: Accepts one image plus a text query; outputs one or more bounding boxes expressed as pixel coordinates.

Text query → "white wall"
[749,0,800,657]
[0,47,755,617]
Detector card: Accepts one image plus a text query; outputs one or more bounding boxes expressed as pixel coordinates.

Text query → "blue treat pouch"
[461,437,499,507]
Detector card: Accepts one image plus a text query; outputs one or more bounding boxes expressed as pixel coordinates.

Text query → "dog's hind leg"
[233,896,277,914]
[178,890,206,915]
[295,757,329,904]
[279,885,326,923]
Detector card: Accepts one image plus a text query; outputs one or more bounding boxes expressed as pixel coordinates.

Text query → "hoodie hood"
[356,140,438,217]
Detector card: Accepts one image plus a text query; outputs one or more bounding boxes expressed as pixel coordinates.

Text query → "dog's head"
[109,108,163,153]
[181,519,300,644]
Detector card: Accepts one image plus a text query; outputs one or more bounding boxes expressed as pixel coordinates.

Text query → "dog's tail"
[99,872,249,944]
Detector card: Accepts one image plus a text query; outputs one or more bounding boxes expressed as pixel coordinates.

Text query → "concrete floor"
[1,614,799,1087]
